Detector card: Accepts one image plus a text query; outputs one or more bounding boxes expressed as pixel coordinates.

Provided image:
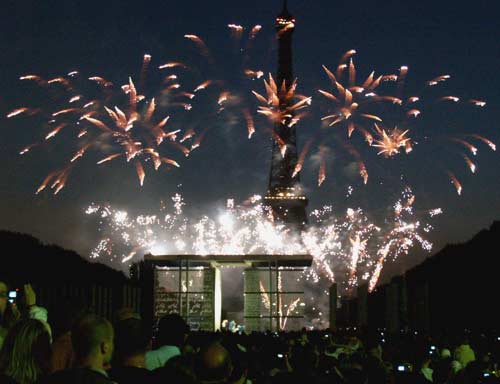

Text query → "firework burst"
[159,24,265,146]
[9,55,190,194]
[86,188,439,296]
[309,50,495,194]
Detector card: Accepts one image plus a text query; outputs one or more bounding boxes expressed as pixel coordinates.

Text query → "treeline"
[0,230,127,287]
[340,221,500,334]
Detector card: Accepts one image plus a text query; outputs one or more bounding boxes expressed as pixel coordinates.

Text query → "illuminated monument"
[265,0,308,226]
[137,2,312,333]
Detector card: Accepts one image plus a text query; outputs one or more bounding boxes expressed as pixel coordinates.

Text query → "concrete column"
[214,267,222,331]
[244,268,262,332]
[200,267,217,331]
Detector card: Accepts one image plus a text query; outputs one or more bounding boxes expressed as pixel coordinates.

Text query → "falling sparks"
[11,55,190,194]
[244,109,255,139]
[7,108,29,118]
[311,50,493,191]
[20,75,41,81]
[158,62,186,69]
[462,155,476,173]
[448,173,462,195]
[87,189,439,297]
[470,135,496,151]
[469,99,486,107]
[244,69,264,79]
[439,96,460,103]
[407,109,421,118]
[427,75,451,86]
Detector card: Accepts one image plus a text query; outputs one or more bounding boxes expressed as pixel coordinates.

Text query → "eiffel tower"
[264,0,308,227]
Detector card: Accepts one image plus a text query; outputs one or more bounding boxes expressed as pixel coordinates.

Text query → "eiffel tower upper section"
[264,0,308,227]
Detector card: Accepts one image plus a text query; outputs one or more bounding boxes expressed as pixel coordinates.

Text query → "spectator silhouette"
[39,314,114,384]
[145,313,189,370]
[0,283,49,350]
[0,281,19,350]
[363,334,392,384]
[108,318,158,384]
[0,319,52,384]
[195,342,233,384]
[49,298,86,373]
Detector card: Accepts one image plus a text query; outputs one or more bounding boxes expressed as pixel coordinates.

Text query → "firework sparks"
[7,108,29,118]
[253,74,311,126]
[184,34,212,61]
[448,173,462,195]
[243,109,255,139]
[470,135,496,151]
[87,189,439,297]
[311,50,493,192]
[11,55,190,194]
[462,155,476,173]
[158,62,186,69]
[372,124,410,157]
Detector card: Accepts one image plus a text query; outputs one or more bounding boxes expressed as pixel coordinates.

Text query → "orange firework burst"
[318,51,398,138]
[252,74,311,126]
[311,49,496,194]
[372,124,411,157]
[11,55,190,195]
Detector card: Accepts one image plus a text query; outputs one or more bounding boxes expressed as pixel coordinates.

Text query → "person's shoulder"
[38,368,116,384]
[145,345,181,368]
[109,366,156,383]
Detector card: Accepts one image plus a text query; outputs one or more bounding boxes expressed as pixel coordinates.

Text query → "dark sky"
[0,0,499,279]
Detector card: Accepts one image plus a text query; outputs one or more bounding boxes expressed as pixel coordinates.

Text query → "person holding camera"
[0,282,50,350]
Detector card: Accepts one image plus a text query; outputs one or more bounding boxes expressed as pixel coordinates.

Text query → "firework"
[10,24,496,326]
[10,55,191,194]
[253,74,311,127]
[167,24,265,146]
[372,124,411,157]
[87,188,439,296]
[259,276,303,331]
[312,50,496,194]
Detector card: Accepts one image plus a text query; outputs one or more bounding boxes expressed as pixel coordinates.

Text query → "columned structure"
[139,254,312,331]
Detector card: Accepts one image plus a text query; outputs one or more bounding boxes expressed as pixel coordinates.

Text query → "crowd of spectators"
[0,281,499,383]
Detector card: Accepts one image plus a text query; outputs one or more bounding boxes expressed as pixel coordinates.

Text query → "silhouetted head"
[71,314,114,366]
[156,313,189,348]
[114,318,150,362]
[0,319,51,384]
[196,342,233,383]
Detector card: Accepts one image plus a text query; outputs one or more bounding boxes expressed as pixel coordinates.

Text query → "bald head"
[197,342,232,383]
[71,314,114,363]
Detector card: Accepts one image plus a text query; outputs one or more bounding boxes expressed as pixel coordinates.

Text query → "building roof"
[144,253,312,268]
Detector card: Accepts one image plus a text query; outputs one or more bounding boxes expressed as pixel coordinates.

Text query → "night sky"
[1,0,499,282]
